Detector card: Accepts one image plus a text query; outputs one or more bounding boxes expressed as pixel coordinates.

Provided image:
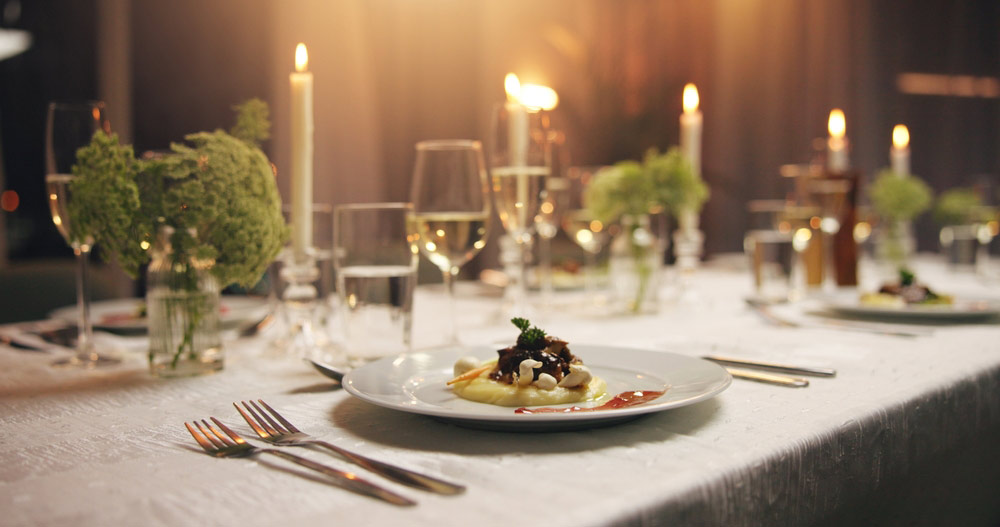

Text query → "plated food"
[343,345,730,431]
[447,318,608,407]
[860,269,953,308]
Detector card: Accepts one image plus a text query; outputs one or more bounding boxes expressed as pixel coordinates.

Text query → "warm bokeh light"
[519,84,559,110]
[0,190,18,212]
[294,43,308,72]
[683,83,700,113]
[504,72,558,110]
[892,124,909,149]
[828,109,845,139]
[504,73,521,102]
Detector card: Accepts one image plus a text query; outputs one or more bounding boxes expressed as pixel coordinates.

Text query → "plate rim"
[342,345,732,424]
[824,297,1000,318]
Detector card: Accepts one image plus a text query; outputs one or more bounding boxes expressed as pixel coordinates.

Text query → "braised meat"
[490,337,581,385]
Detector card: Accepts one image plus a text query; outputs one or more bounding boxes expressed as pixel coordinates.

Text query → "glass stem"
[584,249,598,297]
[539,235,553,307]
[443,267,459,346]
[75,246,94,354]
[517,237,532,312]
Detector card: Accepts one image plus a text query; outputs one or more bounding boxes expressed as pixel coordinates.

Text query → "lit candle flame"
[519,84,559,110]
[892,124,909,149]
[828,109,846,139]
[295,43,309,72]
[504,73,521,102]
[682,83,700,113]
[504,73,558,110]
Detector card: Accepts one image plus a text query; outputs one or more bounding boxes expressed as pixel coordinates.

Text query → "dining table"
[2,256,999,527]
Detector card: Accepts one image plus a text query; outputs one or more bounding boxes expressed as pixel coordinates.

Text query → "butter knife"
[704,355,836,377]
[0,333,45,352]
[725,367,809,387]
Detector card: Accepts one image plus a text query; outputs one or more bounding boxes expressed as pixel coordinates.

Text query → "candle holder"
[271,247,341,363]
[269,203,340,363]
[673,211,703,273]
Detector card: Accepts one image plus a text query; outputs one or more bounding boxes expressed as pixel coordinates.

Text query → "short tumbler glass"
[744,229,797,303]
[334,203,418,365]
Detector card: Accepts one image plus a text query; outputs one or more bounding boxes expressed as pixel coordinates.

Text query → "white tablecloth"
[2,261,1000,526]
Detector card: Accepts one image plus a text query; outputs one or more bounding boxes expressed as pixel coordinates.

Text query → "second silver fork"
[235,400,465,495]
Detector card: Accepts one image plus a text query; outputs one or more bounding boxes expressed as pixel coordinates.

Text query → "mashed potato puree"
[452,367,608,407]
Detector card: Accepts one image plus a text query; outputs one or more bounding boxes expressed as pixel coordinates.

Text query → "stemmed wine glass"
[409,140,492,346]
[45,101,118,367]
[488,103,550,315]
[534,129,570,308]
[563,166,613,302]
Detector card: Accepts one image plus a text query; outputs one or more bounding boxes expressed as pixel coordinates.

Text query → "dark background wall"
[0,0,997,317]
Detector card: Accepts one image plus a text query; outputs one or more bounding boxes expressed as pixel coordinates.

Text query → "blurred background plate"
[49,296,271,335]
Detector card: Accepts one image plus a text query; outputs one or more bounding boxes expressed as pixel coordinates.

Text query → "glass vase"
[609,214,659,314]
[874,219,915,276]
[147,227,223,378]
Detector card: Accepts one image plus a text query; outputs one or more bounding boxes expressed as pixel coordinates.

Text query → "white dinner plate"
[824,298,1000,321]
[343,345,732,432]
[50,296,271,334]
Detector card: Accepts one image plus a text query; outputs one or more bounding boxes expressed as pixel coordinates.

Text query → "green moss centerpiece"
[68,99,287,376]
[585,147,708,313]
[868,168,932,271]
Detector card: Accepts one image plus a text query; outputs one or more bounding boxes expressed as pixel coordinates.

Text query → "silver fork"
[184,417,415,507]
[235,400,465,495]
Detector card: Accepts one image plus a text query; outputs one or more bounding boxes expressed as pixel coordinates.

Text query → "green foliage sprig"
[511,317,547,351]
[933,188,994,226]
[584,147,709,224]
[868,169,932,222]
[645,148,709,215]
[69,98,288,288]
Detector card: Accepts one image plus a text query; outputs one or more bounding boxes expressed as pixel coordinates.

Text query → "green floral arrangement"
[933,187,994,226]
[584,147,708,224]
[68,99,287,288]
[868,169,932,222]
[644,148,709,217]
[583,147,708,313]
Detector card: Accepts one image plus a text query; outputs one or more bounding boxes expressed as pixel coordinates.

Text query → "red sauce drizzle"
[514,390,666,414]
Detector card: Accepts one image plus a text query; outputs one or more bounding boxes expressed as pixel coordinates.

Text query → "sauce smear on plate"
[514,389,666,414]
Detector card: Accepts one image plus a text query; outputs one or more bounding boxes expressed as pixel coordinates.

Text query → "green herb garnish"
[511,317,547,351]
[899,268,915,286]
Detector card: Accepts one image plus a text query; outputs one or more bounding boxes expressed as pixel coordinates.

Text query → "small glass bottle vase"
[147,227,223,377]
[874,219,915,275]
[609,214,659,314]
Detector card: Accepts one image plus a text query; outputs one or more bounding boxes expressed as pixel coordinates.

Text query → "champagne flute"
[45,101,118,367]
[409,140,491,346]
[488,103,550,315]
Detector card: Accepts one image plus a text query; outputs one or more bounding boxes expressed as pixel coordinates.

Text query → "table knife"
[725,367,809,387]
[704,355,836,377]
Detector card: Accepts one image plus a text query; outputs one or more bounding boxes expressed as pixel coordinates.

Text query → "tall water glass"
[409,140,491,346]
[488,104,550,315]
[45,101,118,367]
[334,203,417,365]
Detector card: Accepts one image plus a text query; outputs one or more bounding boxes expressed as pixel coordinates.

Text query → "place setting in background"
[741,110,1000,332]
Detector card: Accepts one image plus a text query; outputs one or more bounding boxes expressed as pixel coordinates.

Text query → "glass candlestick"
[272,247,340,364]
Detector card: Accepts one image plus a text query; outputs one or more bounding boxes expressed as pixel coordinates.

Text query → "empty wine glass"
[409,140,491,346]
[45,101,119,367]
[488,103,550,315]
[563,166,613,301]
[534,130,570,308]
